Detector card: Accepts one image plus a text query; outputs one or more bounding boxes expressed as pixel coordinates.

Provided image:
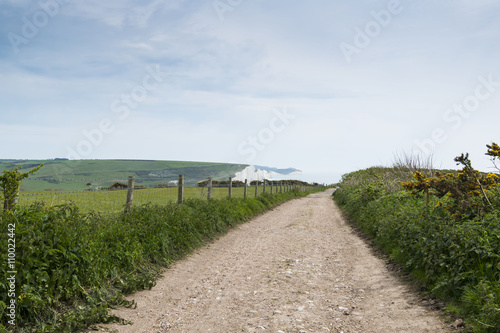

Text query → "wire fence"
[13,176,314,214]
[17,187,175,214]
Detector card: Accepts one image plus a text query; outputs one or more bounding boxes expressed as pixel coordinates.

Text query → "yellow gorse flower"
[486,142,500,157]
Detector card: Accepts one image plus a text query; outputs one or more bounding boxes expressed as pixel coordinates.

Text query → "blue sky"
[1,0,500,183]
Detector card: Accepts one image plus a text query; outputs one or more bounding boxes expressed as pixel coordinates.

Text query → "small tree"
[0,164,43,211]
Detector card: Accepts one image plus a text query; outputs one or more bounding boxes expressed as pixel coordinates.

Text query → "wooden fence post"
[255,181,258,197]
[263,180,266,194]
[207,177,212,200]
[228,177,232,198]
[270,181,273,194]
[125,176,135,213]
[244,179,248,199]
[178,174,184,204]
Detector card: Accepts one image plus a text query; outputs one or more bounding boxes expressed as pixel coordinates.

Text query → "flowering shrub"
[486,142,500,172]
[334,145,500,332]
[402,144,500,219]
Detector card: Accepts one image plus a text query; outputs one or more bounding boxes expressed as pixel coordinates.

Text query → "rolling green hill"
[0,159,249,191]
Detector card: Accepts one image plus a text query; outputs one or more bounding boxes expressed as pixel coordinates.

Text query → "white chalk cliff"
[233,165,301,182]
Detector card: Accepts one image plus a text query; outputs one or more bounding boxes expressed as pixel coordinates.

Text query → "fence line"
[12,176,317,214]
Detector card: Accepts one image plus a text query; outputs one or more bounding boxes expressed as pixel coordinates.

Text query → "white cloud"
[1,0,500,183]
[120,41,154,51]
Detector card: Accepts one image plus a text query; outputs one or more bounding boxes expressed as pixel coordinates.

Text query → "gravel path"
[103,189,453,333]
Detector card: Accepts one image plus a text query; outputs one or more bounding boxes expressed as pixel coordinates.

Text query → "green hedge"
[0,190,315,332]
[334,167,500,333]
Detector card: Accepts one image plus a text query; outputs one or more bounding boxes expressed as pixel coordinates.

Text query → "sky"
[1,0,500,184]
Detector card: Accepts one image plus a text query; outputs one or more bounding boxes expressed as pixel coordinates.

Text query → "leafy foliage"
[334,144,500,333]
[0,188,317,332]
[0,165,43,210]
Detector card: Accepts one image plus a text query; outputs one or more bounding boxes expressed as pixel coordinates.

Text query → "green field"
[0,159,249,191]
[15,184,301,213]
[16,186,266,213]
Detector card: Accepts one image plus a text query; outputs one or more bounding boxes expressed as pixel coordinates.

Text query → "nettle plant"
[0,164,43,211]
[402,143,500,219]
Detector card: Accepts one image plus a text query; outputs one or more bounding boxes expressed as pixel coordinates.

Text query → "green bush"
[0,189,315,332]
[334,166,500,333]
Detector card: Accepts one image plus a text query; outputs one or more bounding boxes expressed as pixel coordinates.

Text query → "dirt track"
[104,189,454,333]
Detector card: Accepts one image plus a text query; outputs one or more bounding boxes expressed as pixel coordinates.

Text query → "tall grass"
[392,150,435,177]
[0,189,321,332]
